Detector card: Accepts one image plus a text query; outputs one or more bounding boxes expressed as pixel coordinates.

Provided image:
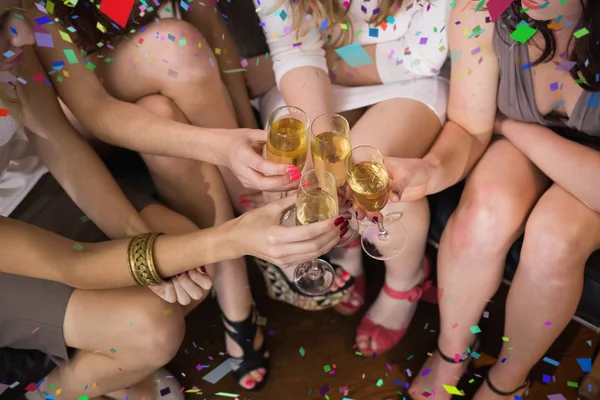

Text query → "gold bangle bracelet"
[127,233,165,286]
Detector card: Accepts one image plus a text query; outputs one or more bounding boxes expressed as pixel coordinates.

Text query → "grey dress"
[493,22,600,149]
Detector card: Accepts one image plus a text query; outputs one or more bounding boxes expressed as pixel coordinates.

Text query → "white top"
[0,108,47,217]
[254,0,450,86]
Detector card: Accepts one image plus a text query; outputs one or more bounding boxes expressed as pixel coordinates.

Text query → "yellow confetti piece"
[442,385,464,396]
[163,309,173,315]
[59,30,72,43]
[215,48,221,55]
[63,70,69,77]
[56,389,62,395]
[46,0,55,13]
[96,22,106,33]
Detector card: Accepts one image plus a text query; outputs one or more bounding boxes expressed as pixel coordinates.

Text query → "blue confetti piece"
[279,9,288,21]
[167,34,175,41]
[577,358,592,373]
[34,16,52,25]
[321,18,328,31]
[3,50,15,58]
[369,27,379,37]
[542,356,559,367]
[334,42,374,68]
[393,379,404,386]
[179,0,189,11]
[585,93,599,108]
[542,374,551,384]
[10,26,17,35]
[521,63,531,70]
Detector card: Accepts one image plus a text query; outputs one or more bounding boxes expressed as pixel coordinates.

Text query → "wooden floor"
[168,253,599,400]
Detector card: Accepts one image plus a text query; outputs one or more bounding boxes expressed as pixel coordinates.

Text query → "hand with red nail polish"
[232,193,341,269]
[220,129,303,192]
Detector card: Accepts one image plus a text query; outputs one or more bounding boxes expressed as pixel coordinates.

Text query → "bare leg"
[96,26,266,387]
[347,98,441,353]
[39,204,204,400]
[408,140,550,399]
[473,184,600,399]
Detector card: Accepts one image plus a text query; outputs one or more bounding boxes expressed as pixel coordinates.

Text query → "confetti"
[442,385,464,395]
[214,393,240,398]
[543,357,559,366]
[469,325,481,334]
[573,28,590,39]
[486,0,513,21]
[203,359,242,384]
[577,358,592,373]
[510,23,537,44]
[299,346,305,356]
[334,43,374,68]
[72,243,84,252]
[99,0,134,28]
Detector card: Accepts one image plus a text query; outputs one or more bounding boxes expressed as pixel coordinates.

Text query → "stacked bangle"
[127,233,166,286]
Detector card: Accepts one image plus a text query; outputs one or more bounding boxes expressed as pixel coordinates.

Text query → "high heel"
[356,257,432,355]
[253,256,355,311]
[334,237,365,316]
[219,304,269,392]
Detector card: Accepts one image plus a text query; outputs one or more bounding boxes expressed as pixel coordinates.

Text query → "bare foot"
[224,321,269,391]
[407,351,469,399]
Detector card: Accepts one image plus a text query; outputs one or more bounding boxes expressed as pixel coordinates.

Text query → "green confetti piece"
[299,346,305,356]
[164,7,171,13]
[215,393,240,398]
[110,348,117,354]
[49,384,56,390]
[78,396,89,400]
[442,385,464,395]
[574,28,590,38]
[567,381,578,388]
[470,325,482,334]
[376,379,383,387]
[510,24,537,44]
[178,39,187,46]
[85,62,96,71]
[56,76,63,83]
[72,243,84,252]
[450,1,457,6]
[223,68,247,73]
[468,379,474,384]
[79,215,90,223]
[355,351,363,356]
[323,365,331,372]
[64,49,79,64]
[502,336,509,342]
[46,1,55,13]
[475,0,486,11]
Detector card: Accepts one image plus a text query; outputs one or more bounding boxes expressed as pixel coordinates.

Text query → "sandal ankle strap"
[383,279,432,302]
[437,339,480,364]
[486,374,530,396]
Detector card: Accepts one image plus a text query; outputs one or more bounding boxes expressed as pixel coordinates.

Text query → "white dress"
[254,0,451,126]
[0,109,47,217]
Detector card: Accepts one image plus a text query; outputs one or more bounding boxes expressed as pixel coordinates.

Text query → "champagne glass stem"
[376,219,389,240]
[308,259,320,279]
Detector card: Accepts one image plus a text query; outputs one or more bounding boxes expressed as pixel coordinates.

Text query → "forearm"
[81,99,225,164]
[0,217,241,289]
[424,120,492,194]
[279,67,334,122]
[327,45,381,87]
[502,120,600,212]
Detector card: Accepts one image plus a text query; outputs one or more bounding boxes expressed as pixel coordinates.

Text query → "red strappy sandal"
[356,257,432,355]
[334,237,366,316]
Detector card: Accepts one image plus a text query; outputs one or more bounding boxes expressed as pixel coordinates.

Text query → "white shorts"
[257,75,450,128]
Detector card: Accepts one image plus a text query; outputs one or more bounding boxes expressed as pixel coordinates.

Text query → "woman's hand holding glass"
[235,193,344,269]
[344,146,409,260]
[148,267,213,305]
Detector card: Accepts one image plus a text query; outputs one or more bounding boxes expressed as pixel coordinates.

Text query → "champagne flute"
[266,106,309,171]
[345,145,408,260]
[310,113,359,247]
[293,169,339,295]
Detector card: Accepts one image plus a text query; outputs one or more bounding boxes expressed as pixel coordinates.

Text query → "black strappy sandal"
[437,339,480,364]
[485,374,530,398]
[220,305,269,392]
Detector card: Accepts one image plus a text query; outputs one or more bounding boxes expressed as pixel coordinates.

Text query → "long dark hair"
[53,0,170,53]
[499,0,600,92]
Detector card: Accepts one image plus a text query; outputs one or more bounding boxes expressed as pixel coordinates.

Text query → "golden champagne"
[266,117,308,170]
[296,188,338,225]
[311,131,352,187]
[347,161,390,212]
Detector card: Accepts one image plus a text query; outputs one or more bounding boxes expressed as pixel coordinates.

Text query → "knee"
[152,19,220,81]
[447,183,527,255]
[519,208,588,283]
[128,297,185,367]
[135,95,180,121]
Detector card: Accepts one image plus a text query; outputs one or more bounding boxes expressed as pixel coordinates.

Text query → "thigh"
[350,98,441,158]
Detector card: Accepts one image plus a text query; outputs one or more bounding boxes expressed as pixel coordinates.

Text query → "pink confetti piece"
[31,327,40,334]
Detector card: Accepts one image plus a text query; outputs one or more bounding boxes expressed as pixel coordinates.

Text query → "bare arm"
[0,216,239,289]
[501,119,600,213]
[181,5,259,128]
[423,1,498,194]
[27,9,225,165]
[17,49,149,239]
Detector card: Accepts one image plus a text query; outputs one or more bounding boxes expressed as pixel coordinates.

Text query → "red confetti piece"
[99,0,134,28]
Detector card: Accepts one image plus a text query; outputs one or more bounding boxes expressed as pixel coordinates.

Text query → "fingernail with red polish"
[334,217,345,226]
[286,166,298,174]
[341,271,350,279]
[241,202,250,208]
[200,266,207,274]
[340,227,348,237]
[341,220,349,230]
[290,173,302,181]
[372,216,379,223]
[355,211,359,218]
[240,196,248,202]
[246,380,255,388]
